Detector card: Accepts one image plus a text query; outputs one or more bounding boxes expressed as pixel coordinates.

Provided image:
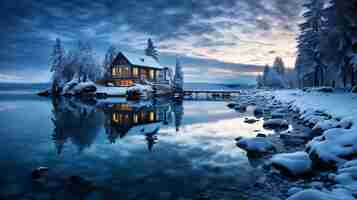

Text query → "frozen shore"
[268,89,357,199]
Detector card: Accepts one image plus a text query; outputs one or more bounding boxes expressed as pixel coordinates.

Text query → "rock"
[254,107,264,116]
[244,118,259,124]
[67,176,95,194]
[256,133,267,138]
[287,187,303,196]
[263,119,289,130]
[37,90,51,97]
[270,152,312,176]
[235,136,243,141]
[31,167,49,180]
[227,103,237,109]
[236,137,275,156]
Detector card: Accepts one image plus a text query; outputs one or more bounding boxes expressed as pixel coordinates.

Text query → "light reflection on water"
[0,94,278,199]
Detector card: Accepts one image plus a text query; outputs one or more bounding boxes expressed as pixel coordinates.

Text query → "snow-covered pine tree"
[76,41,100,82]
[296,0,325,87]
[50,38,66,94]
[145,38,159,61]
[273,57,286,76]
[173,58,184,92]
[322,0,357,87]
[103,46,117,80]
[262,65,270,85]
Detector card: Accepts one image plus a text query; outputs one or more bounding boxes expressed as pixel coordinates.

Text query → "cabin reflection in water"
[104,102,174,150]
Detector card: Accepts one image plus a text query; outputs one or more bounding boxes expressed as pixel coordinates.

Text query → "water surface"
[0,88,274,199]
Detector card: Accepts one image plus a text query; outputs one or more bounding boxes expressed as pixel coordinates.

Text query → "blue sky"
[0,0,303,84]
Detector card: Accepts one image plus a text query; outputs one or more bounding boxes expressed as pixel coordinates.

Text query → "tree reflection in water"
[51,98,184,153]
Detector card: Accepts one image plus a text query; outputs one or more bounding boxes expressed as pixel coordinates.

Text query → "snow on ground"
[96,85,128,96]
[270,151,312,176]
[273,90,357,126]
[271,89,357,199]
[96,84,153,97]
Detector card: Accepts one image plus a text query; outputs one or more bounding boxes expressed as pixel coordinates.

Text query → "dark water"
[0,88,274,199]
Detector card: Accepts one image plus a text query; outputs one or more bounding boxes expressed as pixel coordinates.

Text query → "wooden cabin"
[105,51,170,87]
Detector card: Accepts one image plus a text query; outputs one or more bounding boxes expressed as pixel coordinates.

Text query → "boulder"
[244,118,259,124]
[236,137,275,156]
[37,90,51,97]
[31,167,49,180]
[227,103,238,109]
[263,119,289,130]
[254,107,263,116]
[270,152,312,176]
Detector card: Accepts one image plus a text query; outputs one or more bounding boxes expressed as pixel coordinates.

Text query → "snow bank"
[271,151,312,176]
[96,85,127,96]
[236,137,275,154]
[62,80,96,95]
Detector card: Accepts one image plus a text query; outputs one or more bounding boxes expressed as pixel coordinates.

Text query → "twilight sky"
[0,0,304,84]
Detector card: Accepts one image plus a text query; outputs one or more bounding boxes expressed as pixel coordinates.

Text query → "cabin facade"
[105,51,170,87]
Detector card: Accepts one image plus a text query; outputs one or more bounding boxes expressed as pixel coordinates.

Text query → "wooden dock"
[182,90,240,100]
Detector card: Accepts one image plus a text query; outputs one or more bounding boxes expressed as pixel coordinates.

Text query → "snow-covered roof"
[120,51,164,70]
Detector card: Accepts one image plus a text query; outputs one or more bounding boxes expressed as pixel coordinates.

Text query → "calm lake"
[0,86,276,199]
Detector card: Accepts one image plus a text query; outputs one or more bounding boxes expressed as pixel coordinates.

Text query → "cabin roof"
[120,51,164,70]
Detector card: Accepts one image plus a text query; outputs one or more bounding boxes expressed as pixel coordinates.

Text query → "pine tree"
[103,46,117,80]
[173,58,184,92]
[296,0,325,87]
[50,38,65,94]
[322,0,357,87]
[273,57,286,76]
[145,38,159,61]
[262,65,270,85]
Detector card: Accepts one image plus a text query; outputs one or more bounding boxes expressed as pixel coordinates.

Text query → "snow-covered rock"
[263,119,289,130]
[236,137,275,155]
[62,80,96,95]
[332,160,357,191]
[306,128,357,168]
[311,119,339,135]
[270,152,312,176]
[287,189,355,200]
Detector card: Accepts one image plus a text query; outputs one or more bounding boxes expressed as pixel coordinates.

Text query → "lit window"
[149,112,155,122]
[133,114,139,124]
[133,67,139,77]
[149,70,155,80]
[112,113,119,123]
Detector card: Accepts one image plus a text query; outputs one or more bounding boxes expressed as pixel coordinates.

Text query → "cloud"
[0,0,304,84]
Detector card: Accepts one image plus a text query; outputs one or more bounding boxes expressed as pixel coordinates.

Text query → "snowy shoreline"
[229,89,357,199]
[270,89,357,199]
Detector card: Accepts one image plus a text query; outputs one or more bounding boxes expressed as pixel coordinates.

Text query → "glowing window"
[133,67,139,77]
[149,70,155,80]
[149,112,155,121]
[133,114,139,124]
